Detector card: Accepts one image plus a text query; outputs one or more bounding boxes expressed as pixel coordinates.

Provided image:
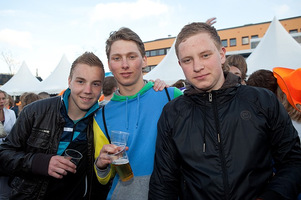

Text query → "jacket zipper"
[210,92,230,199]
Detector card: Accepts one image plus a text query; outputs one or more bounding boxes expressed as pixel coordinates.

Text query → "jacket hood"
[109,81,154,130]
[111,81,154,102]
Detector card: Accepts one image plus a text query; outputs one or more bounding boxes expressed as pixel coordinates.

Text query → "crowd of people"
[0,17,300,200]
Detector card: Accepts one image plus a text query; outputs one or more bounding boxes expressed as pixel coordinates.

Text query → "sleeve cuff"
[94,159,111,178]
[31,153,53,176]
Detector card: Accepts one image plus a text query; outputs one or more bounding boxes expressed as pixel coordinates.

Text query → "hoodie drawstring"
[124,94,140,130]
[126,97,129,130]
[136,94,140,128]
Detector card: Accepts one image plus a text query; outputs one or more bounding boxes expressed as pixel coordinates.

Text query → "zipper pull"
[203,142,206,152]
[217,133,221,143]
[209,93,212,102]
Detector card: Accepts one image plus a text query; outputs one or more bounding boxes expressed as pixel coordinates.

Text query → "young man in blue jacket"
[93,27,182,200]
[149,22,301,200]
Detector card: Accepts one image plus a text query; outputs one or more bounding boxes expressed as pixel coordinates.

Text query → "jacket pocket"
[27,128,51,150]
[11,177,38,195]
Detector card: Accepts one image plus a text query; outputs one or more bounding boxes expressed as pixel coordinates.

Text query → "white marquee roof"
[0,62,41,96]
[247,17,301,75]
[33,55,71,94]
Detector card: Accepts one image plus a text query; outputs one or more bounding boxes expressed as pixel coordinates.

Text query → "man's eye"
[182,58,191,63]
[203,54,210,58]
[93,83,101,87]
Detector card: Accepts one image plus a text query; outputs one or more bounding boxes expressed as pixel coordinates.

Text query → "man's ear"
[220,47,226,64]
[142,56,147,69]
[68,77,71,88]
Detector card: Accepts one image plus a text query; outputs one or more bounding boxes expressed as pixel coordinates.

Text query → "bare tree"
[1,51,20,74]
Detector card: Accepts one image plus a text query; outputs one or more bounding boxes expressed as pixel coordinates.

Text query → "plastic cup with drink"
[64,149,83,166]
[109,130,134,182]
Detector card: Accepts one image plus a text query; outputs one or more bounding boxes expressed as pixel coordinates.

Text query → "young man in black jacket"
[0,52,110,199]
[149,22,301,200]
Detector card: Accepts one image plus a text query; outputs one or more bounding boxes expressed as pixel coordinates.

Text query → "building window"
[158,49,165,55]
[143,65,156,73]
[251,35,258,39]
[145,48,169,57]
[251,41,260,49]
[221,39,228,47]
[230,38,236,46]
[289,29,298,34]
[242,36,249,45]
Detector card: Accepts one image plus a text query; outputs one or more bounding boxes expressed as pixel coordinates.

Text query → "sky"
[0,0,300,80]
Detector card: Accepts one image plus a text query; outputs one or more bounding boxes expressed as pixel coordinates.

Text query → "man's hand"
[48,155,76,179]
[206,17,217,26]
[151,79,169,91]
[96,144,128,169]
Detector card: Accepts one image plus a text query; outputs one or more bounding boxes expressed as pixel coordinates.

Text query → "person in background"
[5,95,14,109]
[38,91,51,99]
[273,67,301,135]
[10,99,19,118]
[19,92,42,112]
[246,69,278,94]
[99,76,118,106]
[0,90,16,200]
[0,52,110,200]
[247,68,301,136]
[93,27,182,200]
[223,54,247,84]
[0,90,16,140]
[171,79,188,92]
[149,22,301,200]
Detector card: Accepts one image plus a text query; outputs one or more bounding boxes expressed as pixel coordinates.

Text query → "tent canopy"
[144,41,185,85]
[33,55,71,94]
[247,17,301,75]
[0,62,41,96]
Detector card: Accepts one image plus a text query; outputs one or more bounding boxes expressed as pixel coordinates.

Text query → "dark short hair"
[247,69,278,94]
[102,76,117,96]
[106,27,145,59]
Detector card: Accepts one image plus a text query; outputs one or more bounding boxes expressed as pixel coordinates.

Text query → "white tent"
[0,62,41,96]
[34,55,71,94]
[144,41,185,85]
[247,17,301,75]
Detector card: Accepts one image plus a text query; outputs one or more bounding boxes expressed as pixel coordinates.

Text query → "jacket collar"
[184,72,240,96]
[62,88,99,119]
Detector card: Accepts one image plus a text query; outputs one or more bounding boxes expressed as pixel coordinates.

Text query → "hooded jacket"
[93,81,182,200]
[149,73,301,200]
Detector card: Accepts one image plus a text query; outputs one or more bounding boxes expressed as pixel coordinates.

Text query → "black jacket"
[149,73,301,200]
[0,96,109,200]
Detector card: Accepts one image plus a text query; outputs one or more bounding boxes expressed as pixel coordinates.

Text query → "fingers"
[48,155,76,179]
[206,17,217,26]
[153,79,169,91]
[96,144,119,169]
